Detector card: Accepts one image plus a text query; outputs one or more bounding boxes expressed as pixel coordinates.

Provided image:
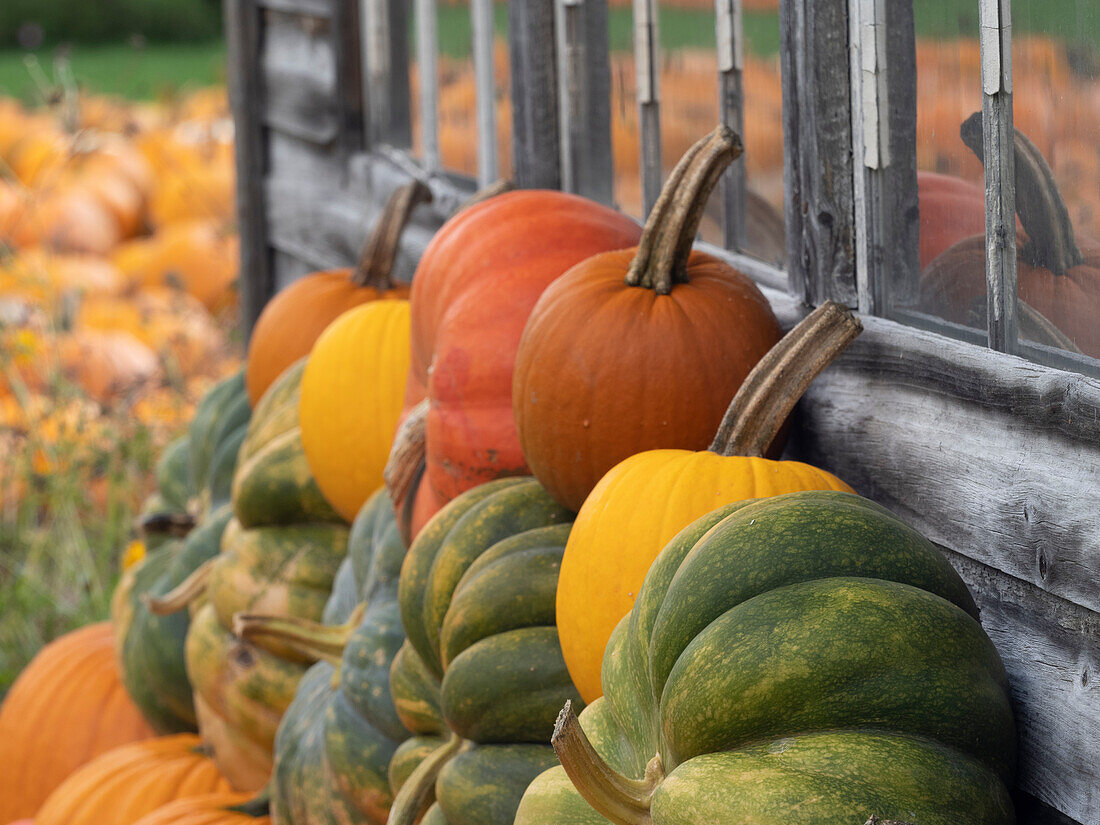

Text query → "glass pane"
[609,1,786,265]
[1011,0,1099,359]
[903,5,988,335]
[409,1,511,179]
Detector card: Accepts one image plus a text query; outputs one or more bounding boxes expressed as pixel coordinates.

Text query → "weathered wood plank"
[267,131,343,189]
[261,10,338,144]
[633,0,662,216]
[849,0,919,313]
[558,0,615,205]
[362,0,412,147]
[779,0,857,305]
[256,0,332,17]
[471,0,499,186]
[944,550,1098,825]
[415,0,441,170]
[716,0,748,252]
[226,0,273,334]
[509,0,562,189]
[332,0,365,159]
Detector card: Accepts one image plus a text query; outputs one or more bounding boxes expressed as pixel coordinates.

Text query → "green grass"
[0,41,225,103]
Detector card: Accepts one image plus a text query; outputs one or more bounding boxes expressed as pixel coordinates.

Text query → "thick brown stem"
[960,111,1083,275]
[551,701,663,825]
[625,125,743,294]
[144,558,215,615]
[138,511,195,538]
[458,179,513,212]
[353,180,433,289]
[228,793,271,817]
[232,602,366,665]
[387,734,466,825]
[385,399,428,545]
[709,301,862,458]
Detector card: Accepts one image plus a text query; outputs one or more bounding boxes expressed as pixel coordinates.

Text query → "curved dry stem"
[552,701,663,825]
[387,733,466,825]
[385,399,429,545]
[144,558,215,615]
[960,111,1082,275]
[710,300,862,458]
[353,180,433,288]
[458,179,513,212]
[232,601,367,665]
[626,125,743,294]
[137,511,195,538]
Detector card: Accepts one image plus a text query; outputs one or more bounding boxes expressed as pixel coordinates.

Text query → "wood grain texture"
[508,0,561,189]
[225,0,273,334]
[779,0,857,306]
[261,10,337,144]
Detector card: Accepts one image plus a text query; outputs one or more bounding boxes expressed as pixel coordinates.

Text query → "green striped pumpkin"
[515,490,1016,825]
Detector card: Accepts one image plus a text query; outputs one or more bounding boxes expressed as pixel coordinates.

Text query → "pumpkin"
[516,491,1016,825]
[113,505,235,733]
[513,126,784,512]
[245,181,429,406]
[34,735,232,825]
[235,490,412,825]
[392,189,642,532]
[916,170,988,268]
[555,300,861,703]
[920,112,1100,357]
[130,793,269,825]
[299,300,411,522]
[0,623,155,821]
[152,360,348,791]
[385,477,580,825]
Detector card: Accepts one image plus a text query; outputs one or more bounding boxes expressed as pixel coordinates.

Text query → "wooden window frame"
[225,1,1100,821]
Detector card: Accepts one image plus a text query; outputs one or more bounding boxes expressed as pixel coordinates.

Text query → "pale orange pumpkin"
[299,300,412,521]
[555,301,862,702]
[34,735,232,825]
[0,623,156,822]
[129,793,269,825]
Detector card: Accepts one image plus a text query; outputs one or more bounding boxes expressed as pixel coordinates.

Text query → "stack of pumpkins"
[0,126,1018,825]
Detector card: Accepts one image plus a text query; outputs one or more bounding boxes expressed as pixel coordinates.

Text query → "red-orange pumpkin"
[245,182,431,406]
[394,188,642,530]
[513,126,784,511]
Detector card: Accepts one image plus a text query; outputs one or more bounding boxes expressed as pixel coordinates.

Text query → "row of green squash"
[110,126,1018,825]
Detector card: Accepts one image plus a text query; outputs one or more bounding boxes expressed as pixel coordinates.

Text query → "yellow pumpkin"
[555,301,862,702]
[299,300,411,522]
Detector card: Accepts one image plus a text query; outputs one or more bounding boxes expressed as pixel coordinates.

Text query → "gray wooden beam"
[362,0,412,148]
[634,0,662,216]
[849,0,919,314]
[471,0,499,186]
[716,0,748,252]
[779,0,857,306]
[225,0,273,334]
[332,0,366,160]
[557,0,614,205]
[509,0,562,189]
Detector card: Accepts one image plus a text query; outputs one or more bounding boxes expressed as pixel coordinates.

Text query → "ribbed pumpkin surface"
[0,622,155,821]
[35,734,231,825]
[129,792,268,825]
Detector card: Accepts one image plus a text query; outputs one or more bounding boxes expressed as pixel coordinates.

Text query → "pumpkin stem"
[384,399,429,546]
[387,733,467,825]
[458,178,513,211]
[625,125,743,295]
[959,111,1083,276]
[137,510,195,538]
[710,300,862,458]
[352,180,433,289]
[231,601,367,665]
[228,793,271,817]
[144,558,215,615]
[552,701,663,825]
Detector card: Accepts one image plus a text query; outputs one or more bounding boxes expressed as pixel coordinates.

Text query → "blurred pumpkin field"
[0,82,241,693]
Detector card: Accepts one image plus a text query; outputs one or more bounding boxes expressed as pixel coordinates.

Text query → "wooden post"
[634,0,662,216]
[471,0,499,186]
[509,0,562,189]
[780,0,857,307]
[333,0,366,160]
[557,0,614,205]
[415,0,441,170]
[716,0,747,252]
[225,0,272,335]
[362,0,412,147]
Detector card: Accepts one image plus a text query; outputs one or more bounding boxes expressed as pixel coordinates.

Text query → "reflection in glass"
[610,0,786,264]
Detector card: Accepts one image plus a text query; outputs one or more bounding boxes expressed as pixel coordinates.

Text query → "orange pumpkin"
[555,301,862,702]
[514,127,784,511]
[245,181,429,406]
[34,735,232,825]
[0,623,156,822]
[130,793,269,825]
[395,189,642,531]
